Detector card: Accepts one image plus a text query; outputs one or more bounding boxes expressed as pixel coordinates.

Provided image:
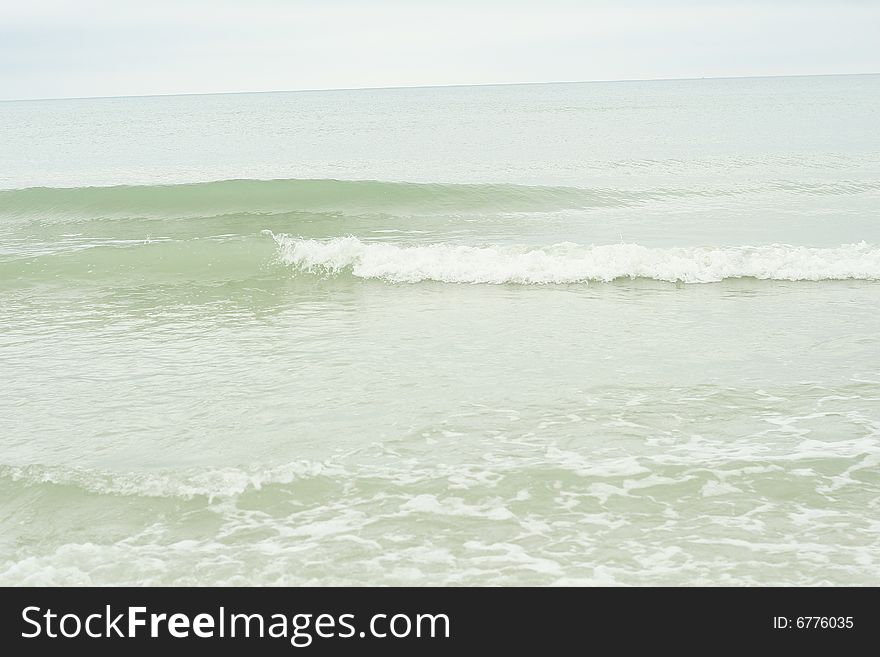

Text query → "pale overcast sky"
[1,0,878,100]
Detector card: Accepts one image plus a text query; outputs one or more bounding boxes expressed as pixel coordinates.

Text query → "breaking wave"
[275,235,880,284]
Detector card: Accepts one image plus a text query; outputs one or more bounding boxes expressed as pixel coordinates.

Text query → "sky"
[1,0,878,100]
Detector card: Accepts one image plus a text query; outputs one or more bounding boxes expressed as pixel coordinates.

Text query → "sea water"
[1,75,879,585]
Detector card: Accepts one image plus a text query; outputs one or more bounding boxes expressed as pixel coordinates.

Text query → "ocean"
[1,74,878,585]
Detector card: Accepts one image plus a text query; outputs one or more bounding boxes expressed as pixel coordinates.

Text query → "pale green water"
[1,75,879,585]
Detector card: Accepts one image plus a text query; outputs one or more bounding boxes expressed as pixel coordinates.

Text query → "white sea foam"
[274,235,880,284]
[0,461,347,500]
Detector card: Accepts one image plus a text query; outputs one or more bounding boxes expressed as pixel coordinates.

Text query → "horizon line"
[2,71,878,103]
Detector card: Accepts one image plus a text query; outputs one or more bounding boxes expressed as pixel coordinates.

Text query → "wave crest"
[0,178,625,219]
[274,235,880,284]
